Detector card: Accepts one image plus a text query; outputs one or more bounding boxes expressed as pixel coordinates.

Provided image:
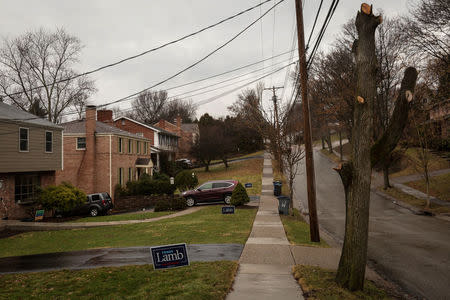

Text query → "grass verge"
[381,187,450,214]
[404,172,450,202]
[210,150,264,164]
[0,206,257,258]
[72,211,174,223]
[390,148,450,178]
[272,159,291,197]
[293,265,391,300]
[280,209,328,247]
[194,158,263,195]
[0,261,237,300]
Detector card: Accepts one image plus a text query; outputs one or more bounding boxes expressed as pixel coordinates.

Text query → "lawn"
[210,150,264,164]
[73,210,174,223]
[293,265,391,300]
[280,209,328,247]
[390,147,450,178]
[194,158,263,195]
[404,172,450,202]
[381,187,450,214]
[0,261,238,299]
[0,206,257,258]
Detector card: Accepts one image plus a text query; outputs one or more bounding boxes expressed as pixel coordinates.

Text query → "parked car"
[182,180,238,207]
[176,158,193,169]
[56,192,113,217]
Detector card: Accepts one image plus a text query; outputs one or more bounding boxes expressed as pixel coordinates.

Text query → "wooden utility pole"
[294,0,320,242]
[265,86,284,171]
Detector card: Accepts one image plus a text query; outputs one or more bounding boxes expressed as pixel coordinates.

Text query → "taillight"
[102,199,105,205]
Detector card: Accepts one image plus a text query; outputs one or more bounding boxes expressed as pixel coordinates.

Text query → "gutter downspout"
[109,135,112,198]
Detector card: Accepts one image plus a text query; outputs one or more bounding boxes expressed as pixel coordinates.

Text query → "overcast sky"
[1,0,415,120]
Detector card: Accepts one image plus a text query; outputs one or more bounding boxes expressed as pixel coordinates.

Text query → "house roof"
[61,119,150,140]
[0,102,63,129]
[181,123,199,133]
[114,116,179,137]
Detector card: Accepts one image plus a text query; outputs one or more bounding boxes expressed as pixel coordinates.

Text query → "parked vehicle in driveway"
[176,158,193,169]
[182,180,238,206]
[56,192,113,217]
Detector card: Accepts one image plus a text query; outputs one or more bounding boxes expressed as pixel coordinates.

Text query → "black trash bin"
[277,196,290,215]
[273,181,282,196]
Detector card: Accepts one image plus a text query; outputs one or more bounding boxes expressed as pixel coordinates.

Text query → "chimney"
[176,115,181,129]
[97,109,113,124]
[84,105,96,193]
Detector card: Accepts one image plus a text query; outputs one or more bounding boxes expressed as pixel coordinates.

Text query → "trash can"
[277,196,290,215]
[273,181,282,196]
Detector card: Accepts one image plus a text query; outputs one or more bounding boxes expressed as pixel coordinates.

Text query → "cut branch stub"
[357,96,365,104]
[405,90,413,102]
[361,3,372,15]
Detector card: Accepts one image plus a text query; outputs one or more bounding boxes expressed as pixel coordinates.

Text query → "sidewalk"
[227,152,303,300]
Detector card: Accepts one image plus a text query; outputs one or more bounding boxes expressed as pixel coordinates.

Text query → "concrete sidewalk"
[227,152,303,300]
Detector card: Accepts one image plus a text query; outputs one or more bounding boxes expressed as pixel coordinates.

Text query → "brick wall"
[113,118,155,145]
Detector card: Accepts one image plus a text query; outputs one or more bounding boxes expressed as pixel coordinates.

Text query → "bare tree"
[0,28,96,123]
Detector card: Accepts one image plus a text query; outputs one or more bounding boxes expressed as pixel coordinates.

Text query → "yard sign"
[151,243,189,270]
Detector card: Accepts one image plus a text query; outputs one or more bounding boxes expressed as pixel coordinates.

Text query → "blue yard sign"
[244,183,252,188]
[35,209,44,221]
[222,206,235,214]
[151,243,189,270]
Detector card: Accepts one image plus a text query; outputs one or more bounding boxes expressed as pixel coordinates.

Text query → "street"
[293,149,450,299]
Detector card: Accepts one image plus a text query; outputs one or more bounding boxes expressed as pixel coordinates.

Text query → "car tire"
[89,207,99,217]
[224,194,232,205]
[186,197,196,207]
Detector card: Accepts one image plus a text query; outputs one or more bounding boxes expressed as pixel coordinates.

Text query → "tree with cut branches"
[334,4,418,291]
[0,28,95,123]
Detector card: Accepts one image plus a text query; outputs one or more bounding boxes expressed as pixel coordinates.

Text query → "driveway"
[293,150,450,299]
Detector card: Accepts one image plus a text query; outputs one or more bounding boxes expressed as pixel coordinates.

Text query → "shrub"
[38,182,86,213]
[154,196,187,212]
[152,172,170,182]
[175,170,198,192]
[230,182,250,206]
[125,181,140,195]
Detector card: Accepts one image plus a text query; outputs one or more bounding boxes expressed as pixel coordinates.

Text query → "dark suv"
[57,192,113,217]
[182,180,238,207]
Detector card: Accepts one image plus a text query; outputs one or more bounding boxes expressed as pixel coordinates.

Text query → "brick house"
[111,115,179,170]
[428,99,449,139]
[55,106,153,201]
[154,116,199,159]
[0,102,63,219]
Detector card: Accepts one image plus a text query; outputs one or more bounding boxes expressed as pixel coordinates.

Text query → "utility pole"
[264,86,284,172]
[294,0,320,242]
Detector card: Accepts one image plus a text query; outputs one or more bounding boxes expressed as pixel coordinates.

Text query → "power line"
[305,0,324,51]
[0,0,274,99]
[97,0,287,109]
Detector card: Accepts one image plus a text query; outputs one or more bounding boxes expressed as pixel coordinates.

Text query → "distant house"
[154,116,199,159]
[55,106,153,200]
[0,102,63,219]
[428,99,449,139]
[112,115,179,170]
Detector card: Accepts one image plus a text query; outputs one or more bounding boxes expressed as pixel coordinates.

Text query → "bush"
[230,182,250,206]
[175,170,198,192]
[154,196,187,212]
[38,182,86,213]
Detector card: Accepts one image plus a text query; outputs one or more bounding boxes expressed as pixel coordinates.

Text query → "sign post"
[151,243,189,270]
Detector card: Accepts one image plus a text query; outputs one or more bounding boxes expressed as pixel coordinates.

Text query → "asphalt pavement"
[293,150,450,300]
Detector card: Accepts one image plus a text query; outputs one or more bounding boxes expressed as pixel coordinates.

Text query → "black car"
[57,192,113,217]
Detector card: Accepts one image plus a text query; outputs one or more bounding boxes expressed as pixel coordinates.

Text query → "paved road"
[293,150,450,300]
[0,244,243,274]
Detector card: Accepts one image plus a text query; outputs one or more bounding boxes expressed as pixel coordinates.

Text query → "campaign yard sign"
[244,183,253,188]
[222,206,235,214]
[35,210,44,221]
[151,243,189,270]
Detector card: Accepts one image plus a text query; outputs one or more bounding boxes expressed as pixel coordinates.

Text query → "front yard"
[0,261,237,299]
[404,172,450,202]
[0,206,257,258]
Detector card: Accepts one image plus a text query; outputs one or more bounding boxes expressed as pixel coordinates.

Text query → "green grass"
[280,209,328,247]
[391,147,450,178]
[293,265,391,299]
[405,172,450,202]
[0,206,257,258]
[0,261,238,300]
[381,187,450,214]
[194,158,263,195]
[210,150,264,164]
[73,211,174,222]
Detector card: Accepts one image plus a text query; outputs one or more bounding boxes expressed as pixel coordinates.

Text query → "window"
[128,167,133,182]
[198,182,213,190]
[19,128,29,151]
[118,138,123,153]
[136,141,140,154]
[213,182,232,189]
[15,174,40,203]
[144,142,148,154]
[77,137,86,150]
[128,139,132,153]
[91,194,101,201]
[45,131,53,153]
[118,168,124,185]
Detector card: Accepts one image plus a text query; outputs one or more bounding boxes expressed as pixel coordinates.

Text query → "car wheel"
[89,207,99,217]
[224,194,232,205]
[186,197,195,207]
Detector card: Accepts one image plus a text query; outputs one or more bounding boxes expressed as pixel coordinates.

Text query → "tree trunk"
[335,4,381,291]
[382,163,391,189]
[321,136,326,149]
[222,158,229,168]
[339,131,343,161]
